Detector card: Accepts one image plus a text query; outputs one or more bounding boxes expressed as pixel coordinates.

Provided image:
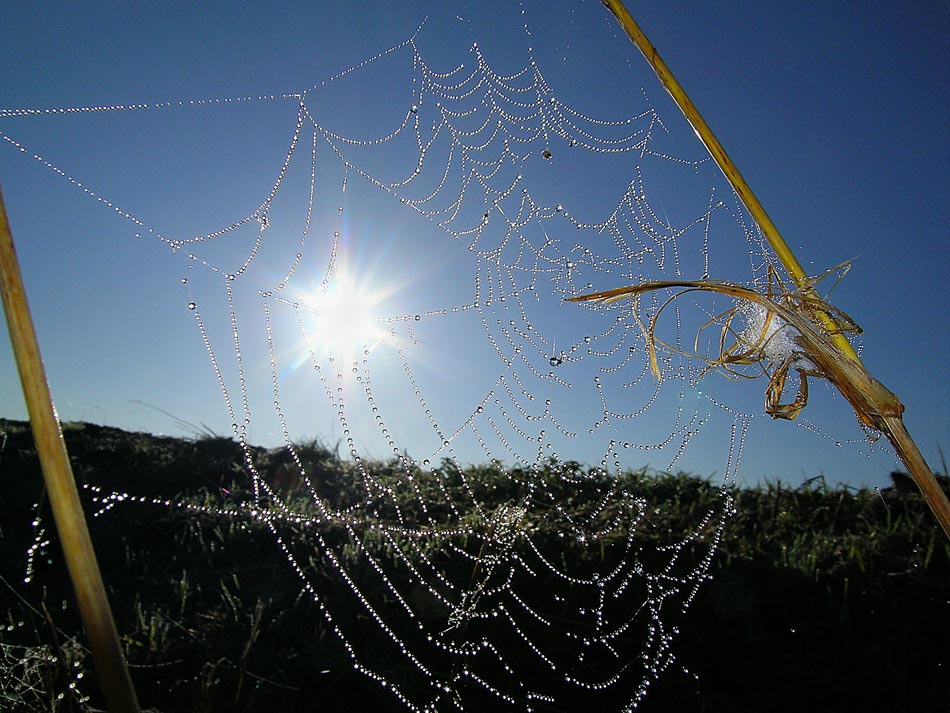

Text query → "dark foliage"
[1,419,948,712]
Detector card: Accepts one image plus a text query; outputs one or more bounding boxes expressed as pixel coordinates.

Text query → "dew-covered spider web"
[0,2,891,710]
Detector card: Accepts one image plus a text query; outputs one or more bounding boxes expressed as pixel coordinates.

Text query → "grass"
[0,418,947,712]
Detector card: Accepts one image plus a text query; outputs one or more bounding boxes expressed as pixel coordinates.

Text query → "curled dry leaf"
[568,262,903,429]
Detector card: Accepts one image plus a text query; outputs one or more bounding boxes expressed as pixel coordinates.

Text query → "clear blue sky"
[1,1,947,489]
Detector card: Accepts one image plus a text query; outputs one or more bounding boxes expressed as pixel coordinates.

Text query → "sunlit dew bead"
[187,302,197,310]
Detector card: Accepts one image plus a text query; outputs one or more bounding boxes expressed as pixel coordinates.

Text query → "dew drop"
[541,148,552,160]
[187,302,197,310]
[549,355,563,367]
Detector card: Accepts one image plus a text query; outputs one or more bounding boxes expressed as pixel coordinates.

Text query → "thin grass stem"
[0,182,141,711]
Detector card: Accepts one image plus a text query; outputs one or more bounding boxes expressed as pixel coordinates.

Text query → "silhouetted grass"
[0,419,947,712]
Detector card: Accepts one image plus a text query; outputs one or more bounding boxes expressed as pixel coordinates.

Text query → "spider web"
[0,3,885,710]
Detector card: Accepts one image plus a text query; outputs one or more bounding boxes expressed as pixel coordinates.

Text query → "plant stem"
[881,416,950,540]
[0,183,141,711]
[599,0,858,360]
[599,0,950,539]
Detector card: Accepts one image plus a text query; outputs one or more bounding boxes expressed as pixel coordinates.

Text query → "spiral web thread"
[0,11,816,711]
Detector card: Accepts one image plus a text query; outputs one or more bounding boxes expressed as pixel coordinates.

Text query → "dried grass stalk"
[569,270,950,538]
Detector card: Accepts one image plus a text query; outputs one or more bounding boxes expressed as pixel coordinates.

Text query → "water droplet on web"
[414,314,421,321]
[187,302,197,310]
[555,203,563,212]
[410,104,419,114]
[549,355,563,367]
[541,148,552,160]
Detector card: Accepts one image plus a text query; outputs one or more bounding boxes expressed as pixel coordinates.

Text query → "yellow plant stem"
[595,1,950,539]
[881,415,950,541]
[599,0,857,362]
[571,280,950,539]
[0,183,141,712]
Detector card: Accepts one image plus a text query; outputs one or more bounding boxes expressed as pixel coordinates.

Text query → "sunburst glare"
[307,274,386,362]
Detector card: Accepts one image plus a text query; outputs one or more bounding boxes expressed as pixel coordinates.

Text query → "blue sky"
[1,1,947,489]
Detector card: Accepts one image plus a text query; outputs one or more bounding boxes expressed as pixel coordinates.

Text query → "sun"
[309,276,385,361]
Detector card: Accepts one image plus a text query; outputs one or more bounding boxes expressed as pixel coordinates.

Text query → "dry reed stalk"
[0,182,141,711]
[592,0,950,539]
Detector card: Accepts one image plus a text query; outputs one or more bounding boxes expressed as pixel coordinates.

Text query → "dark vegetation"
[1,418,948,712]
